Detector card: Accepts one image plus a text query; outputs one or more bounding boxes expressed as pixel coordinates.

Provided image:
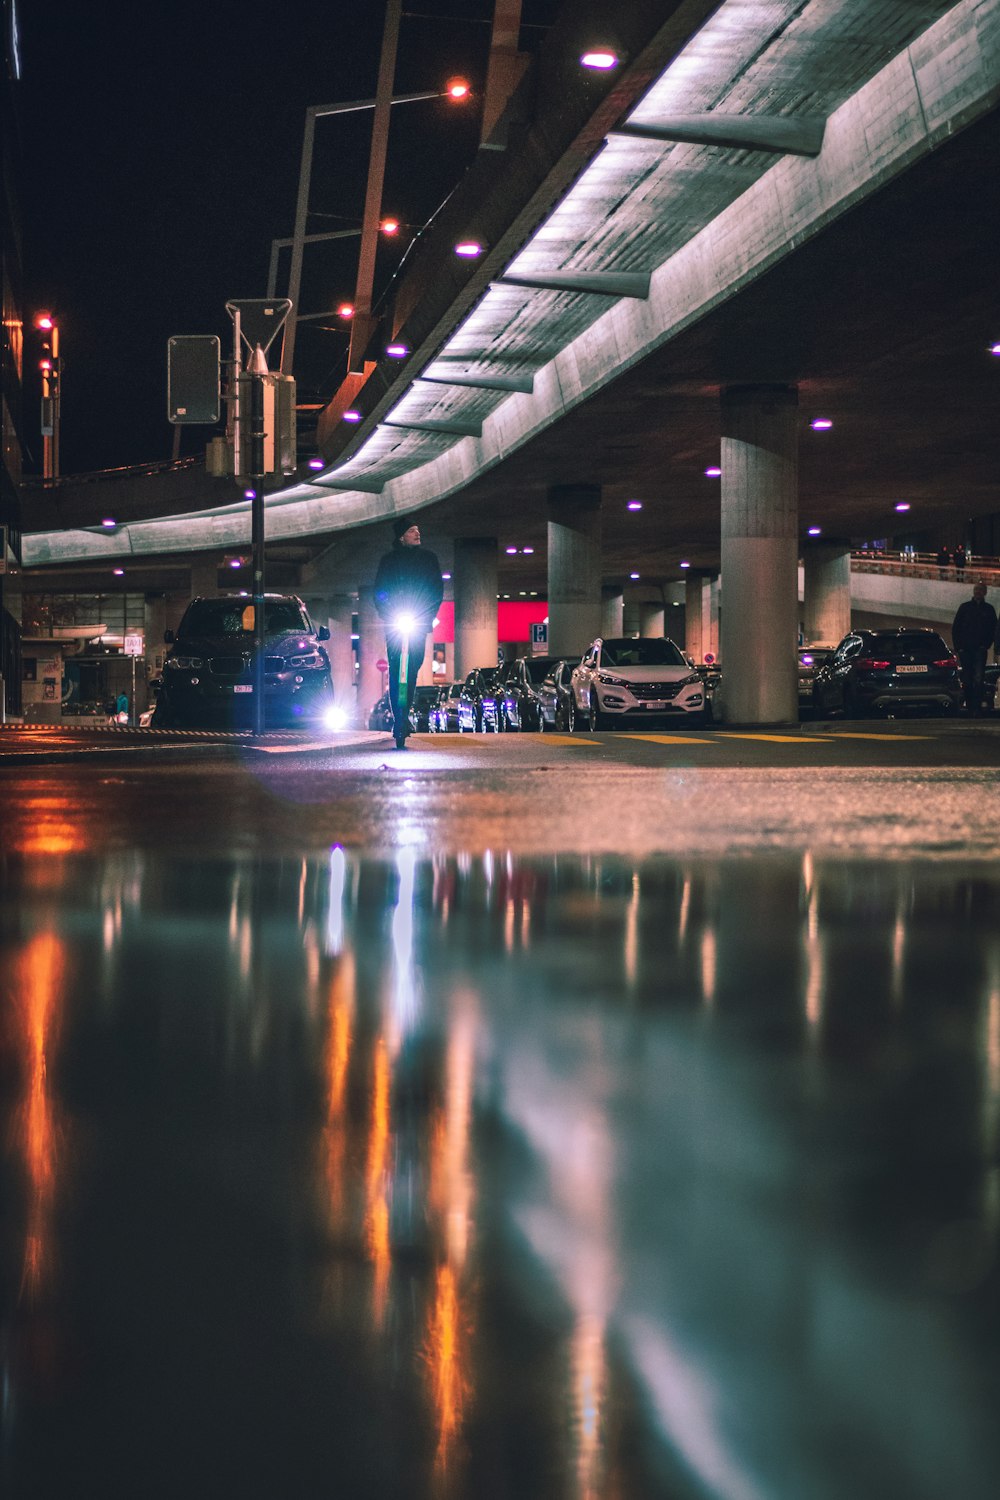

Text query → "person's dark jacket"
[952,597,998,652]
[373,541,444,634]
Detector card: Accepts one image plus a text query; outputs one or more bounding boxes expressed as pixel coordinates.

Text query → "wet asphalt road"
[1,728,999,1498]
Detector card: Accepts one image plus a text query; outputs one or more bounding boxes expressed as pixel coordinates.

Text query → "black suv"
[153,594,334,728]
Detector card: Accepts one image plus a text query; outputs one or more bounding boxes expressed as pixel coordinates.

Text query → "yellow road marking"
[822,732,931,741]
[717,733,826,743]
[540,734,599,746]
[618,734,716,746]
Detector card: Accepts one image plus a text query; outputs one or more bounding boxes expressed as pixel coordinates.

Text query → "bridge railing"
[851,550,1000,584]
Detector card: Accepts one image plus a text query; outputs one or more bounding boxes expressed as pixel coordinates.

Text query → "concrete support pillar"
[308,593,356,722]
[601,586,624,638]
[639,600,665,637]
[547,484,602,656]
[684,572,719,663]
[718,385,799,724]
[802,541,851,646]
[444,641,455,681]
[453,538,498,680]
[358,585,384,725]
[190,558,219,601]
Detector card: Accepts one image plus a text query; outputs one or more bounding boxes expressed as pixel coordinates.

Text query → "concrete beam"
[418,371,535,395]
[381,417,483,439]
[495,271,650,299]
[611,113,826,157]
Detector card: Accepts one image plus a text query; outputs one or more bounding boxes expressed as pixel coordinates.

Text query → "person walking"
[373,518,444,749]
[952,581,997,717]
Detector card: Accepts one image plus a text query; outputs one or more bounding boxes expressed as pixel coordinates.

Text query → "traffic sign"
[168,335,220,424]
[123,634,144,657]
[226,299,292,358]
[531,622,548,649]
[376,657,389,672]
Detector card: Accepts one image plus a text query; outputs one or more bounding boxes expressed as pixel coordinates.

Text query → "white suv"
[569,637,706,730]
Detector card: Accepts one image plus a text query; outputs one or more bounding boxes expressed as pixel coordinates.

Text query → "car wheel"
[150,702,173,728]
[811,685,825,718]
[590,692,609,731]
[535,705,545,732]
[567,695,579,733]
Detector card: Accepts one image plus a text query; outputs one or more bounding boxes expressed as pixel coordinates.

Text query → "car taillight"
[855,658,890,670]
[932,656,959,669]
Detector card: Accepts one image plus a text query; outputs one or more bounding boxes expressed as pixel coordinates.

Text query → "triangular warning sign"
[226,299,292,358]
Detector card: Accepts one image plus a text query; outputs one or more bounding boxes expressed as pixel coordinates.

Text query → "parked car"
[536,660,575,730]
[500,655,565,730]
[410,684,441,731]
[568,636,707,730]
[431,681,463,733]
[984,662,999,714]
[797,647,834,711]
[152,594,334,728]
[457,667,505,732]
[811,629,961,717]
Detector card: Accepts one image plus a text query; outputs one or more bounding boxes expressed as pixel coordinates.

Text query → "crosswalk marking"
[618,734,716,746]
[717,733,826,743]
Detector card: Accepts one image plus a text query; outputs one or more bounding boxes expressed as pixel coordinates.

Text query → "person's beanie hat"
[392,516,412,541]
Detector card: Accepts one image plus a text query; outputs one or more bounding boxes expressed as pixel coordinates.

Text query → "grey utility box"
[168,335,221,424]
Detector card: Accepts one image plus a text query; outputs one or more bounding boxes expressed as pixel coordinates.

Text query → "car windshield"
[525,657,561,683]
[413,687,438,702]
[478,668,504,688]
[181,599,311,637]
[599,638,686,668]
[872,631,949,658]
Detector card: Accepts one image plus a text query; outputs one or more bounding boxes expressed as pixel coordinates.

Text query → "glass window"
[599,637,686,668]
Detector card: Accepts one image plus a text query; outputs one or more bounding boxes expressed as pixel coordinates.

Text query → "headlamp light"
[394,612,417,635]
[166,655,203,670]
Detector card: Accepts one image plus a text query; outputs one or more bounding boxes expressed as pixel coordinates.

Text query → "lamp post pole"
[247,344,268,738]
[349,0,403,374]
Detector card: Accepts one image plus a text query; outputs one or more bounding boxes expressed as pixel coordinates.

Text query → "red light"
[933,656,959,669]
[855,658,890,670]
[337,303,355,320]
[35,313,54,330]
[380,217,400,236]
[39,358,52,370]
[446,77,470,100]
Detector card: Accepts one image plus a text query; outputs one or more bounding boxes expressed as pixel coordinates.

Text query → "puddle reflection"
[1,849,999,1498]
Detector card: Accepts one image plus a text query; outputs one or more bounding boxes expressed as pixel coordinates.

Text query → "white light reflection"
[391,847,419,1041]
[804,886,824,1035]
[678,877,691,943]
[504,897,516,953]
[326,846,347,956]
[890,904,906,1011]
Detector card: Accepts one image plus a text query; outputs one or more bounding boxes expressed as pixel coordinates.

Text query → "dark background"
[17,0,557,473]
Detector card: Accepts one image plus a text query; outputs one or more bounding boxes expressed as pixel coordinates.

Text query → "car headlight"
[596,672,628,686]
[676,673,700,688]
[288,651,323,668]
[166,656,203,670]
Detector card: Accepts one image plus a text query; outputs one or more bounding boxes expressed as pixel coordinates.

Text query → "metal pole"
[249,365,266,737]
[282,107,317,374]
[231,308,242,473]
[51,322,61,479]
[349,0,403,373]
[131,654,136,727]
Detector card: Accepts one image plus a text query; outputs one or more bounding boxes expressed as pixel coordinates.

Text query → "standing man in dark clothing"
[373,518,444,748]
[952,581,997,716]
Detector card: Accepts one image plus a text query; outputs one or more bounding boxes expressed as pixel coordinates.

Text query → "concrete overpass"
[19,0,1000,721]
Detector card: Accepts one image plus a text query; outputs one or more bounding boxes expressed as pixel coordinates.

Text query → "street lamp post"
[35,313,60,479]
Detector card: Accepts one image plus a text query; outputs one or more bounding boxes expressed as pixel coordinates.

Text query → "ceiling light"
[455,240,484,258]
[522,546,534,555]
[308,458,324,470]
[505,545,518,554]
[343,410,362,423]
[385,343,409,358]
[627,500,642,511]
[101,517,116,528]
[704,466,721,478]
[446,78,471,100]
[229,558,242,569]
[580,50,619,70]
[337,303,355,319]
[810,418,833,430]
[989,342,1000,355]
[442,572,451,580]
[808,526,822,536]
[113,568,124,577]
[679,560,690,569]
[244,488,256,499]
[35,312,54,330]
[629,571,640,580]
[894,501,911,512]
[380,218,400,236]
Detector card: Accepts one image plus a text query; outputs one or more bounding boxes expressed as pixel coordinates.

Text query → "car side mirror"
[316,625,330,641]
[164,629,175,644]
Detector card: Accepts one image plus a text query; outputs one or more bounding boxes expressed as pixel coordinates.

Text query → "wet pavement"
[1,754,999,1497]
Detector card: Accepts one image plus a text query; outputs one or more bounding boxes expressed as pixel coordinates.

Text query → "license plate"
[643,701,667,709]
[233,684,253,693]
[895,664,927,674]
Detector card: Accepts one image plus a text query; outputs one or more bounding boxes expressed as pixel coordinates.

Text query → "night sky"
[17,0,555,474]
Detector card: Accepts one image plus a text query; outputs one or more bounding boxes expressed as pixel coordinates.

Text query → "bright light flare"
[704,466,721,478]
[324,704,348,731]
[454,240,484,258]
[445,77,470,100]
[810,418,833,430]
[629,571,640,580]
[894,501,911,512]
[679,560,690,569]
[34,312,54,330]
[337,303,355,320]
[101,517,116,528]
[343,410,362,423]
[394,612,417,635]
[380,217,400,236]
[308,457,324,470]
[808,526,822,536]
[627,500,642,511]
[580,50,618,70]
[385,343,409,358]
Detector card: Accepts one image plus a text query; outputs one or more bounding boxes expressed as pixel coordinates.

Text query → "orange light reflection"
[15,932,66,1300]
[365,1038,392,1323]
